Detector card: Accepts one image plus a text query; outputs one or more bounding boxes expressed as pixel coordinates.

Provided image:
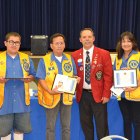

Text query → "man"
[72,28,113,140]
[36,33,78,140]
[0,32,36,140]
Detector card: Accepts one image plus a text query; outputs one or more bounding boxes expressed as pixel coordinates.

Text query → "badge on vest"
[129,60,139,69]
[48,67,55,71]
[64,63,72,73]
[77,59,83,67]
[22,59,30,72]
[95,70,103,80]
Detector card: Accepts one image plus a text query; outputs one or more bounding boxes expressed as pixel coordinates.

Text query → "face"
[50,36,65,56]
[121,36,133,53]
[4,36,21,56]
[80,30,95,50]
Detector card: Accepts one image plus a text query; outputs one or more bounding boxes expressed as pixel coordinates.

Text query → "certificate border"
[114,69,138,88]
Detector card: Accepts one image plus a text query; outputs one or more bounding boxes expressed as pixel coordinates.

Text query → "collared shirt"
[0,54,36,115]
[83,45,94,89]
[113,50,139,98]
[36,53,77,80]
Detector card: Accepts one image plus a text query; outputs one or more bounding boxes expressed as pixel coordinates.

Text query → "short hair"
[5,32,21,41]
[80,28,94,37]
[50,33,66,44]
[116,31,138,59]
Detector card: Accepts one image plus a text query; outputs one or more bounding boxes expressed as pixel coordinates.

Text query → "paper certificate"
[114,69,137,88]
[110,86,124,97]
[52,74,77,95]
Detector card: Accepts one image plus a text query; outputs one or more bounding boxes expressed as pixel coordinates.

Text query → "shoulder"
[18,52,29,59]
[72,48,82,57]
[63,53,71,59]
[94,47,110,59]
[95,47,110,55]
[42,52,51,59]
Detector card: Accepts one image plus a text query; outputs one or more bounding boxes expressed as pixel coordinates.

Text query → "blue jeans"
[46,101,72,140]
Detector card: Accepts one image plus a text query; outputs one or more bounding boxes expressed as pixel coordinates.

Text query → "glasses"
[53,42,64,46]
[7,40,21,46]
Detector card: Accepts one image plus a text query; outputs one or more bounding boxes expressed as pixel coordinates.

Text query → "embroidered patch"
[64,63,72,73]
[95,71,103,80]
[23,62,30,72]
[129,60,139,69]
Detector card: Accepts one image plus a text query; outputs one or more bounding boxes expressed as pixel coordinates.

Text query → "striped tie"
[85,51,91,84]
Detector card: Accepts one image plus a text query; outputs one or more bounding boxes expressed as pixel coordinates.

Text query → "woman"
[114,31,140,140]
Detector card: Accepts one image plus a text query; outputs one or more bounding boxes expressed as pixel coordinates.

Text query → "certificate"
[114,69,137,88]
[52,74,77,95]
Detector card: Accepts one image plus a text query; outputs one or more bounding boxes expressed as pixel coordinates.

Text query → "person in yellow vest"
[36,33,78,140]
[113,31,140,140]
[0,32,36,140]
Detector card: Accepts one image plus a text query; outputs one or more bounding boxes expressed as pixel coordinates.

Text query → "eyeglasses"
[53,42,64,46]
[7,40,21,46]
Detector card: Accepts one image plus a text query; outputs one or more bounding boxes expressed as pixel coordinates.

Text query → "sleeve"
[36,58,46,80]
[29,58,36,77]
[71,57,77,75]
[102,51,113,98]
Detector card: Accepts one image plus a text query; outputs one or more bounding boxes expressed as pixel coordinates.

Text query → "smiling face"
[79,29,95,50]
[4,35,21,56]
[121,36,133,53]
[50,36,65,57]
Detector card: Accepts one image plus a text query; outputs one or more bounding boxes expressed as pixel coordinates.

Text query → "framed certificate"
[52,74,77,95]
[114,69,137,88]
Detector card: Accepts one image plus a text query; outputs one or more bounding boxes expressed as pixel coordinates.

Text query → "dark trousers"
[79,90,109,140]
[119,98,140,140]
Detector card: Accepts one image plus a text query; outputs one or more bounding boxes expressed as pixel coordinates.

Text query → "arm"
[36,59,62,94]
[102,51,113,103]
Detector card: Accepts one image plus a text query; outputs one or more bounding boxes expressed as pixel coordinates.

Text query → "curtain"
[0,0,140,51]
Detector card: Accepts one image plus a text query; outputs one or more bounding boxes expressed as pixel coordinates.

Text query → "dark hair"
[80,28,94,37]
[50,33,66,44]
[116,31,138,59]
[5,32,21,41]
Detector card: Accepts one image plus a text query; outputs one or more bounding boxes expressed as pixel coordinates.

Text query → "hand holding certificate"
[114,69,137,88]
[52,74,77,95]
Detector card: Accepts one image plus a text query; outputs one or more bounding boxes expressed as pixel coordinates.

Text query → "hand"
[101,97,110,104]
[73,76,81,84]
[121,67,130,70]
[124,87,137,92]
[21,75,34,83]
[0,77,8,83]
[50,88,63,95]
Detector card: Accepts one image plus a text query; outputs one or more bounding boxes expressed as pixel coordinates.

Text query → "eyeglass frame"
[52,42,65,46]
[6,40,21,46]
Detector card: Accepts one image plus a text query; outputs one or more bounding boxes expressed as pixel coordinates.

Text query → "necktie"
[85,51,91,84]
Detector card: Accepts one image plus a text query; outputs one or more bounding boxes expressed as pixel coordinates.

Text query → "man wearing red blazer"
[72,28,113,140]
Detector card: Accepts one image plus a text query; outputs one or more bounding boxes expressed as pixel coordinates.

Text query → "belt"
[83,88,92,93]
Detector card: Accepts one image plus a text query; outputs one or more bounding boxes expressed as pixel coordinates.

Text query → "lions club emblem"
[95,71,103,80]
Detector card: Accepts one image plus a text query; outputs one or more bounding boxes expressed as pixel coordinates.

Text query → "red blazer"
[72,47,113,103]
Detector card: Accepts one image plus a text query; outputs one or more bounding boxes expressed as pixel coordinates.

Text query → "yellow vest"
[0,51,30,108]
[38,53,74,109]
[115,52,140,101]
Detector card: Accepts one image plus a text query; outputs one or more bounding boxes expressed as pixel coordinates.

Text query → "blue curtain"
[0,0,140,51]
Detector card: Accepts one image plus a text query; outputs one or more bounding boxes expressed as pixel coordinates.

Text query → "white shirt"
[83,45,94,89]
